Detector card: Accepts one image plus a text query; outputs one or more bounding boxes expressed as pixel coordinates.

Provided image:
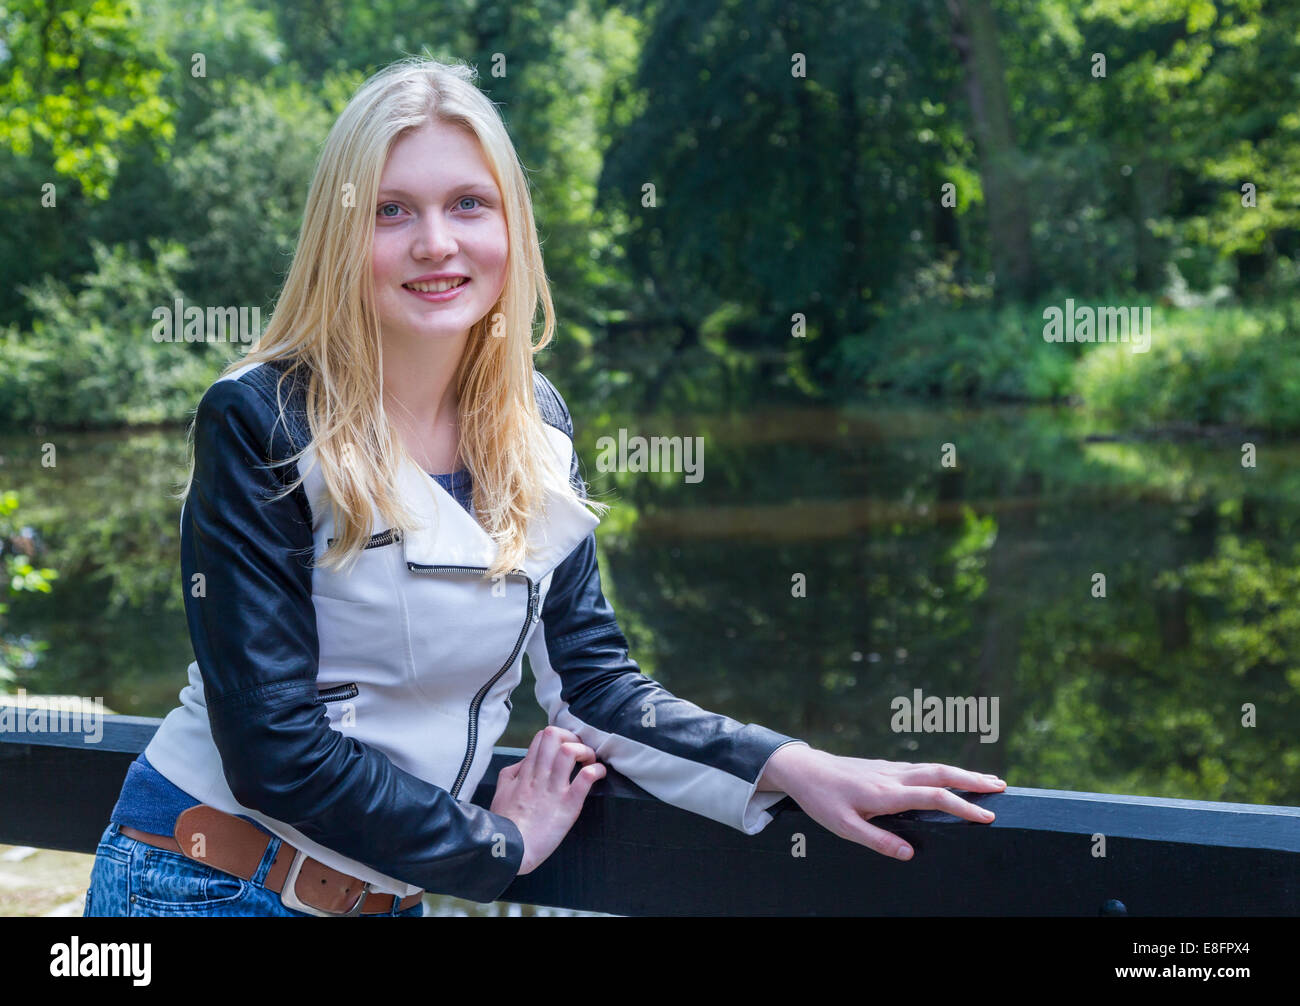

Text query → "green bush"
[1075,302,1300,433]
[831,294,1300,434]
[830,300,1079,401]
[0,238,223,429]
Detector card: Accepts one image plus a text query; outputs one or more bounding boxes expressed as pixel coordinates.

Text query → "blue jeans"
[82,822,425,917]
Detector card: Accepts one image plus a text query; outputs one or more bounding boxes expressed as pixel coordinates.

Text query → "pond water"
[3,397,1297,837]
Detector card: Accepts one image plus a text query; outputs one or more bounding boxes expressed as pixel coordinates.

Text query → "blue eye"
[378,198,482,218]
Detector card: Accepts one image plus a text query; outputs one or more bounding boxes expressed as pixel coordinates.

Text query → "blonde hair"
[175,55,606,581]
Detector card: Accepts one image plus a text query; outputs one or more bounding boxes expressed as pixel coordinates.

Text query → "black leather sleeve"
[531,374,808,819]
[181,374,525,902]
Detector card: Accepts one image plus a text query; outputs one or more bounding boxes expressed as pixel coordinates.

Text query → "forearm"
[210,687,525,900]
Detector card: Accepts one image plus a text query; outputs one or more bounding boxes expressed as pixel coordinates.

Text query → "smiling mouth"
[403,278,470,293]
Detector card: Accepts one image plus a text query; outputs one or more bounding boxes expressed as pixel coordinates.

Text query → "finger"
[565,762,606,803]
[900,763,1006,792]
[548,741,595,786]
[565,750,600,786]
[517,729,548,781]
[533,727,585,774]
[841,815,914,861]
[904,785,997,824]
[540,724,582,745]
[533,725,572,769]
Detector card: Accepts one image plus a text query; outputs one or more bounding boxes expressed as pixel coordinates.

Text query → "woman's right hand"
[489,725,606,876]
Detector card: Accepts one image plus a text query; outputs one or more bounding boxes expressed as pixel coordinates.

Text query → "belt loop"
[251,835,279,886]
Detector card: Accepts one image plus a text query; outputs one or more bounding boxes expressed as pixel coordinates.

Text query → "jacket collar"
[400,422,599,582]
[304,423,599,584]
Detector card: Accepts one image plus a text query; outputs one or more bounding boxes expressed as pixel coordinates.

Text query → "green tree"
[0,0,176,200]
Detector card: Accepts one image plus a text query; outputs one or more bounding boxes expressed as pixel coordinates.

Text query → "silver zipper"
[406,562,540,799]
[318,682,359,703]
[327,528,403,549]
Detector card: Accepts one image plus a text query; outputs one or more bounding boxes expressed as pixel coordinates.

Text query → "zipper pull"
[528,583,540,624]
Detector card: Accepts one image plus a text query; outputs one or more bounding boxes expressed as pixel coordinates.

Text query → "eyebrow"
[377,182,499,201]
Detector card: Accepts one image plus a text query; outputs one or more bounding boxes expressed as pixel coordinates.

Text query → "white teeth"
[405,278,468,293]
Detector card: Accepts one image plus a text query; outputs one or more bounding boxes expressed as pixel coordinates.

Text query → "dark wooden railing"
[2,712,1298,915]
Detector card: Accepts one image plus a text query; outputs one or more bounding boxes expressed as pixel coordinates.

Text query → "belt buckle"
[279,847,370,917]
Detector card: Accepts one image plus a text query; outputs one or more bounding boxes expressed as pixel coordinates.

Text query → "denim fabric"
[110,752,200,836]
[82,822,424,917]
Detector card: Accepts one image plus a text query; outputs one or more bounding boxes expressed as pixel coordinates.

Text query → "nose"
[411,210,458,261]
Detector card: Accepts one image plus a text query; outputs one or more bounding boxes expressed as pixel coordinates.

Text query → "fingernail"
[981,809,995,820]
[897,845,913,860]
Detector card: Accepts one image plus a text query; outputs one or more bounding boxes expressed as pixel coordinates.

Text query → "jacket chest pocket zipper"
[318,682,359,703]
[406,562,540,799]
[326,528,403,550]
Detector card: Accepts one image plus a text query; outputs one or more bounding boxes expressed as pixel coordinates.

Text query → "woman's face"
[371,119,509,350]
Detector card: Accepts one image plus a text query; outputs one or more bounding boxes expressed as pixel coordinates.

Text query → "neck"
[381,327,469,435]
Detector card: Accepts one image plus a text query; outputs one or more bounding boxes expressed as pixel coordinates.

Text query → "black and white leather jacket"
[143,358,808,901]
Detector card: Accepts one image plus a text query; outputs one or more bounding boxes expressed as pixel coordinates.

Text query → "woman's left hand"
[758,744,1006,860]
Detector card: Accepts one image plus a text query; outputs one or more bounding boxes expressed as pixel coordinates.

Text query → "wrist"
[757,741,818,792]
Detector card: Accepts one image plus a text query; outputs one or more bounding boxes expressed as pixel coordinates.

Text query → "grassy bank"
[831,298,1300,434]
[1074,302,1300,434]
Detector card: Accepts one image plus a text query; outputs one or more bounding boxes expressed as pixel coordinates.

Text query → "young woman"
[82,56,1005,918]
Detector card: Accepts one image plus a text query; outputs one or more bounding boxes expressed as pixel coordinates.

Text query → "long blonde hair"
[175,55,606,581]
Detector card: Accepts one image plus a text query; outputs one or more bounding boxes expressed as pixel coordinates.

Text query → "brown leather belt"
[120,805,423,916]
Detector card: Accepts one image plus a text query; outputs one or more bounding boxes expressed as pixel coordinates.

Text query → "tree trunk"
[948,0,1036,300]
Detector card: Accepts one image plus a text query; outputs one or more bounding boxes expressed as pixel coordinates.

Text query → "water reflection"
[4,401,1298,818]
